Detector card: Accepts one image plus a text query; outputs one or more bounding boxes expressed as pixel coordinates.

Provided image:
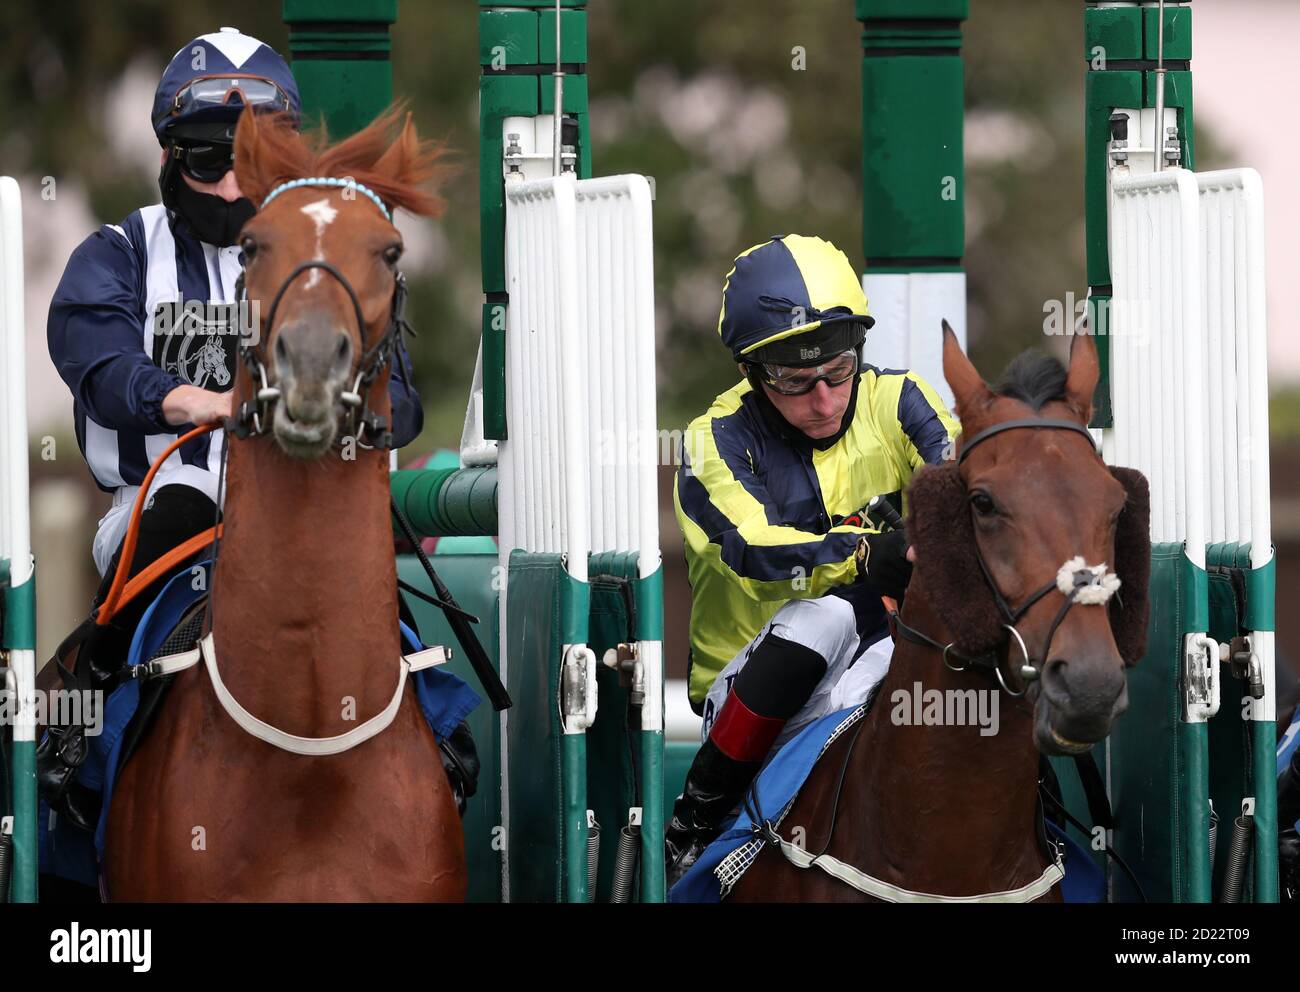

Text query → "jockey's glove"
[855,529,913,600]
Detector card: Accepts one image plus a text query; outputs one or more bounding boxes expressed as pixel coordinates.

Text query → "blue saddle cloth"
[39,560,481,889]
[669,706,1105,903]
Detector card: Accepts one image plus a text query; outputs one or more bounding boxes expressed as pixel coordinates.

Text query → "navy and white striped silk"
[48,204,424,493]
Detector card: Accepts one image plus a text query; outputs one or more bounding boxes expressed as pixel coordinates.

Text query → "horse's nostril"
[274,334,288,363]
[1039,657,1070,703]
[336,334,350,361]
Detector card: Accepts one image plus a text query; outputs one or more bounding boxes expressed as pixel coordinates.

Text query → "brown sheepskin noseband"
[905,462,1151,666]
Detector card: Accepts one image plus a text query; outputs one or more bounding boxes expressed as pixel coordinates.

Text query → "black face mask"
[159,157,255,247]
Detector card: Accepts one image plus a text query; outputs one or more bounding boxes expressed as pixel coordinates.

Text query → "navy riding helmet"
[151,26,301,145]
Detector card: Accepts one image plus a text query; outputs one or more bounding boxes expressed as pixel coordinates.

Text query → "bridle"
[228,177,416,452]
[889,417,1122,697]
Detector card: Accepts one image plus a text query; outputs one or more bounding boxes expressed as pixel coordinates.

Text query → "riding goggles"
[751,349,859,396]
[170,140,235,183]
[171,75,293,120]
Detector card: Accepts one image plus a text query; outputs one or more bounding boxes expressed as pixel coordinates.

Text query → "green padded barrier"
[1109,544,1183,902]
[396,553,502,903]
[1206,549,1255,902]
[504,551,591,901]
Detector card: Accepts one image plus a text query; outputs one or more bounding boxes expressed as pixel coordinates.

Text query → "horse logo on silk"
[152,299,238,392]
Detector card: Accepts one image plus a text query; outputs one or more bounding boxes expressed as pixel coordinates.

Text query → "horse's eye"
[970,492,997,516]
[383,244,403,267]
[240,237,257,260]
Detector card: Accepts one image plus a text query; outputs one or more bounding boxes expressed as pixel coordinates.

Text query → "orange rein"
[95,423,224,626]
[881,595,900,642]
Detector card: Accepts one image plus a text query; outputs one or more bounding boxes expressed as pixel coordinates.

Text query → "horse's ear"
[234,108,309,211]
[366,107,454,219]
[941,320,994,424]
[1063,331,1100,424]
[233,108,269,208]
[1108,466,1151,666]
[372,113,422,188]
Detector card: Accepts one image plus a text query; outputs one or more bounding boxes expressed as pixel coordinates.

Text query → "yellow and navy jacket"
[674,365,960,705]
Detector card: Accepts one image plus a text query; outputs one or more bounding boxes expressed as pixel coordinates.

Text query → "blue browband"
[259,176,392,222]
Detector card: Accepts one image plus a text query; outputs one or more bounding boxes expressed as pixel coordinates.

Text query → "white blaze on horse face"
[300,197,339,288]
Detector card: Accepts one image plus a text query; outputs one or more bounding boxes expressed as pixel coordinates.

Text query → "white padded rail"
[1107,168,1208,559]
[1105,167,1269,569]
[500,174,660,578]
[0,177,29,590]
[1196,170,1271,567]
[1,176,35,760]
[1106,166,1273,724]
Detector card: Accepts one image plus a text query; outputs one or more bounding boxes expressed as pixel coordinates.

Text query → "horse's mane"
[992,350,1068,411]
[233,102,454,219]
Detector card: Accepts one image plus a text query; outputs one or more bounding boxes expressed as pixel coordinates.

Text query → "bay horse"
[729,326,1151,902]
[103,106,466,900]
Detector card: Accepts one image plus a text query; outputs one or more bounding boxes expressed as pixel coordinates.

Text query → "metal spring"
[0,832,12,904]
[586,815,600,903]
[1221,813,1253,903]
[1208,804,1219,878]
[611,823,641,904]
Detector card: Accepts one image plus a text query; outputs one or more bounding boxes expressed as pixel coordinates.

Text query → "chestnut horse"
[103,107,466,900]
[729,327,1150,902]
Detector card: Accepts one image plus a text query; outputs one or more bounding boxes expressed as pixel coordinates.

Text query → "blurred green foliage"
[0,0,1233,455]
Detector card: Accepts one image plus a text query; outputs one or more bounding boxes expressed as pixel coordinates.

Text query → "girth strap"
[131,632,449,756]
[763,828,1065,903]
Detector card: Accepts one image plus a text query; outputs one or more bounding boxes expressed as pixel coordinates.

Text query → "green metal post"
[856,0,967,407]
[478,0,588,440]
[1181,553,1212,903]
[3,562,37,903]
[284,0,396,138]
[562,733,589,902]
[637,565,665,903]
[1084,2,1192,426]
[559,565,591,903]
[1246,555,1279,901]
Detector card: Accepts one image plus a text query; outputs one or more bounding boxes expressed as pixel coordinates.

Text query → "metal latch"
[1183,632,1221,722]
[1225,634,1266,699]
[602,642,645,707]
[562,644,598,733]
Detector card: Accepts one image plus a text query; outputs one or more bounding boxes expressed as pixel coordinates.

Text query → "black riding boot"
[665,739,760,887]
[438,720,480,817]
